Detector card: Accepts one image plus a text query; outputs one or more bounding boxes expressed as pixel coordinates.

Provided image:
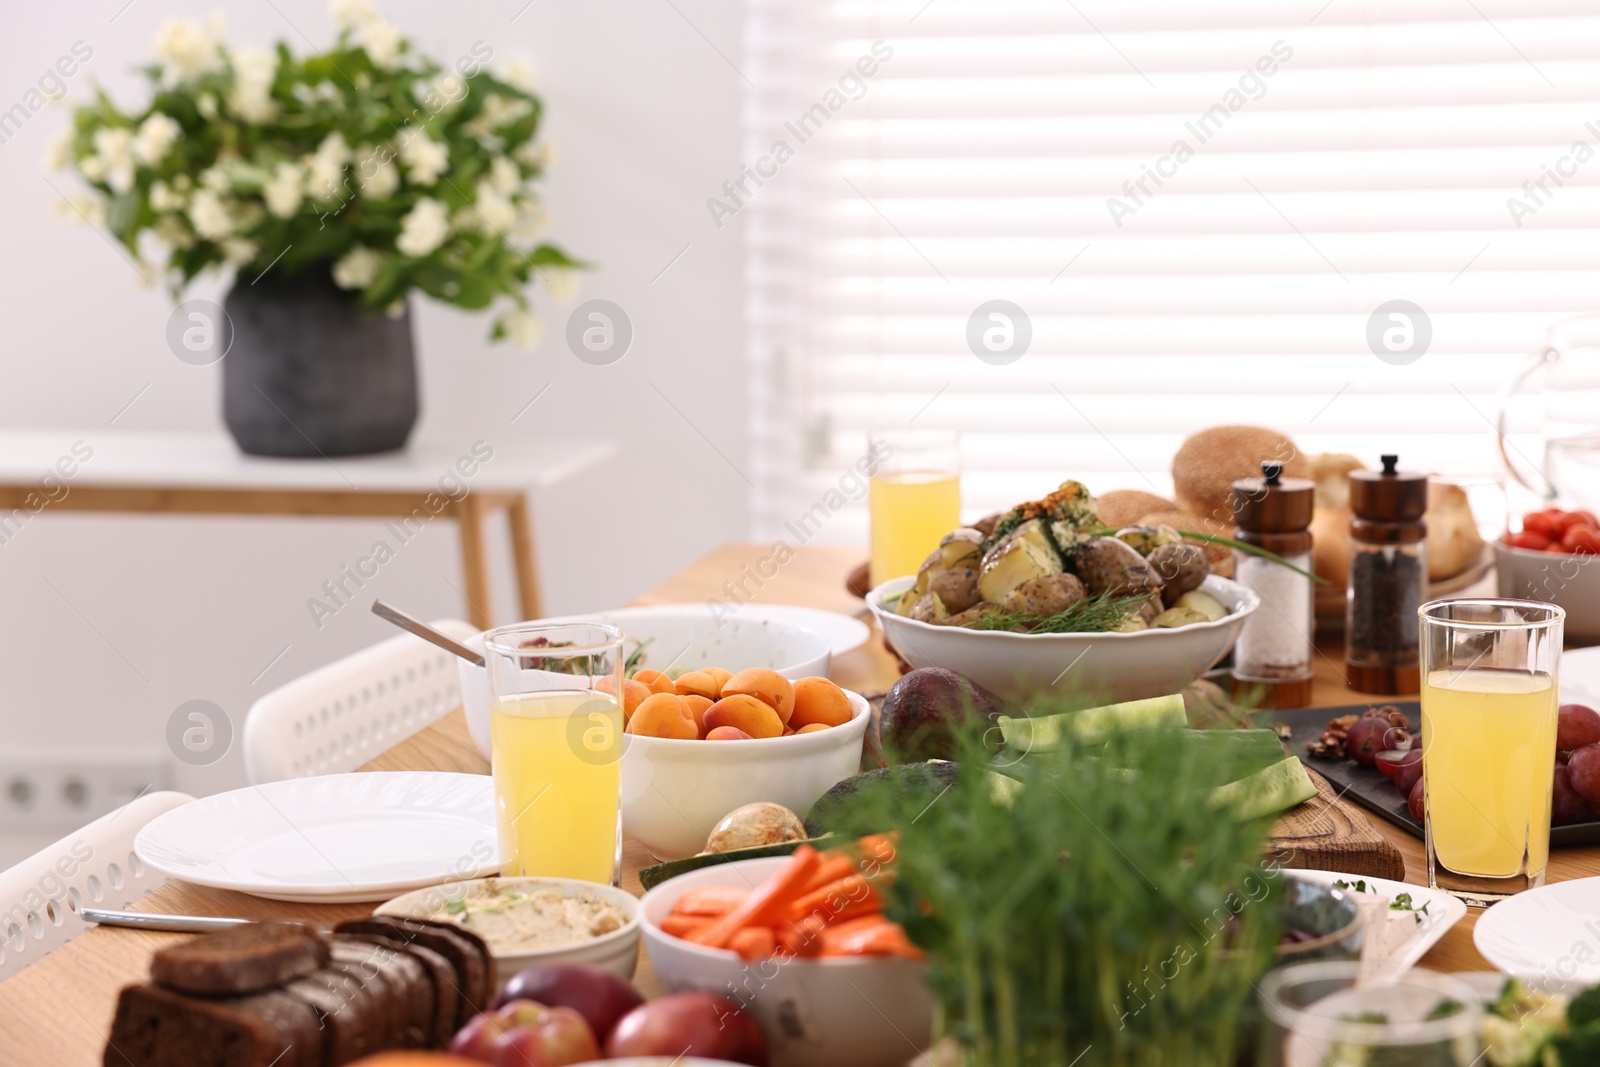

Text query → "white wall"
[0,0,748,859]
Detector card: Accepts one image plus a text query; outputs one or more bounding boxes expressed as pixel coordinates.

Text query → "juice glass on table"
[868,429,961,590]
[484,623,624,886]
[1418,598,1564,905]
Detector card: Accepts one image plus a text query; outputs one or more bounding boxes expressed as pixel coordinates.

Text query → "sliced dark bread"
[336,930,456,1047]
[282,952,393,1065]
[150,922,329,997]
[103,983,321,1067]
[331,938,432,1049]
[334,916,491,1028]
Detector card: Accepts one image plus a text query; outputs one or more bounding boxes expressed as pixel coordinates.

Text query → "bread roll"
[1137,509,1235,579]
[1310,453,1364,510]
[1097,489,1177,531]
[1427,478,1486,580]
[1311,505,1352,591]
[1171,426,1309,522]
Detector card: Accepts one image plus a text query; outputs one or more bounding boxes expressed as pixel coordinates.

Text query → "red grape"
[1558,704,1600,752]
[1568,744,1600,804]
[1553,765,1590,826]
[1346,716,1408,766]
[1408,777,1425,824]
[1393,748,1424,796]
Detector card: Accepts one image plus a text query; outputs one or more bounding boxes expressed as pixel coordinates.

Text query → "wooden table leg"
[507,492,543,620]
[457,494,493,629]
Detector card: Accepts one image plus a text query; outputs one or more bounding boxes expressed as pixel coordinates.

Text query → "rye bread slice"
[150,922,330,997]
[336,931,456,1047]
[331,938,432,1049]
[104,983,321,1067]
[282,953,393,1065]
[334,916,491,1028]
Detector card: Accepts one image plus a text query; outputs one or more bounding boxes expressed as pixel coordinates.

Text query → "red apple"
[449,1012,510,1062]
[492,1006,600,1067]
[490,964,644,1042]
[605,993,768,1066]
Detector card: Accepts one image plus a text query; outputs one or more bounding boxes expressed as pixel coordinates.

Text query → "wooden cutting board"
[1268,766,1406,881]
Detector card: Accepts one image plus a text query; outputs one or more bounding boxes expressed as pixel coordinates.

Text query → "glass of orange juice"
[868,428,962,590]
[483,623,624,886]
[1418,598,1564,905]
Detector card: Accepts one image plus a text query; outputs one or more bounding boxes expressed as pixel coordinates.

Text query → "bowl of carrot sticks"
[638,838,934,1067]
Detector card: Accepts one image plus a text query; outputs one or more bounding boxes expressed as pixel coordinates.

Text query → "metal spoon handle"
[371,600,485,666]
[81,908,254,932]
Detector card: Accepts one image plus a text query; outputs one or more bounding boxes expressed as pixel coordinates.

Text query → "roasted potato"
[1175,589,1228,622]
[929,566,982,614]
[1148,543,1210,606]
[1114,524,1182,556]
[1000,573,1086,617]
[945,601,1003,627]
[937,528,985,569]
[1151,606,1208,628]
[909,592,949,624]
[1073,537,1162,596]
[977,519,1064,603]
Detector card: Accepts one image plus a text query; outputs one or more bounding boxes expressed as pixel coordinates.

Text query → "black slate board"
[1266,701,1600,848]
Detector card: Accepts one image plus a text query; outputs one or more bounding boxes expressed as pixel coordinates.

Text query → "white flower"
[134,113,181,167]
[473,182,517,233]
[222,238,258,265]
[199,165,229,192]
[356,147,399,199]
[466,95,533,142]
[304,132,351,201]
[152,18,225,82]
[359,19,401,69]
[90,127,136,193]
[228,47,278,123]
[330,0,380,31]
[53,191,104,226]
[149,180,186,211]
[504,60,536,92]
[45,128,74,171]
[197,93,219,120]
[502,308,542,349]
[419,73,466,112]
[263,162,304,218]
[510,198,549,242]
[514,140,555,170]
[544,268,580,303]
[78,155,107,182]
[188,189,234,240]
[396,198,450,257]
[132,260,159,288]
[488,156,521,196]
[332,246,384,289]
[154,214,195,249]
[398,128,448,186]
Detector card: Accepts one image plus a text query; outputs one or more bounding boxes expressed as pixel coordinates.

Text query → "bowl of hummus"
[376,876,641,984]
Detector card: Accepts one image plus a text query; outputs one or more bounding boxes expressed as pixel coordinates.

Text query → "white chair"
[243,619,477,784]
[0,789,194,982]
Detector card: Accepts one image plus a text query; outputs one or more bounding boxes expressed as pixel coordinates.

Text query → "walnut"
[1305,713,1359,760]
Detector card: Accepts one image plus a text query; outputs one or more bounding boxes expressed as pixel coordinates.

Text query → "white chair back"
[0,789,194,982]
[243,619,477,784]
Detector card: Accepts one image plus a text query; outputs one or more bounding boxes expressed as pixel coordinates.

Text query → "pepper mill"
[1231,460,1316,710]
[1345,454,1428,695]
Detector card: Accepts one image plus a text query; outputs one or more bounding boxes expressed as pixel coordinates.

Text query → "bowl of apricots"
[616,667,870,860]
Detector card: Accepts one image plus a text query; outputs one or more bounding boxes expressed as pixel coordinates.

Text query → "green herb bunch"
[844,715,1284,1066]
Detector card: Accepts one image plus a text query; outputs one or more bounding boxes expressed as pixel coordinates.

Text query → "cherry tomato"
[1524,509,1564,537]
[1561,509,1600,533]
[1507,530,1553,551]
[1562,524,1600,555]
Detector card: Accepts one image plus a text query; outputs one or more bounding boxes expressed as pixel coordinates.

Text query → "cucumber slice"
[638,835,836,891]
[1209,756,1318,820]
[999,693,1186,750]
[1107,729,1288,790]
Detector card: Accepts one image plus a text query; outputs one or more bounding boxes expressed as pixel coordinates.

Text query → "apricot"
[674,670,721,701]
[706,726,754,741]
[703,694,784,739]
[702,667,732,694]
[794,723,831,734]
[625,693,697,739]
[721,668,795,724]
[789,677,852,729]
[682,694,714,737]
[633,669,677,696]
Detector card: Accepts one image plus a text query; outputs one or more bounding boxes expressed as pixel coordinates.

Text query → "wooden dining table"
[2,542,1596,1065]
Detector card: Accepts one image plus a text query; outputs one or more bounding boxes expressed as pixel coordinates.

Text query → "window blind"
[741,0,1600,542]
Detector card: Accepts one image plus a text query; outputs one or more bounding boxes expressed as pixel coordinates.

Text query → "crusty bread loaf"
[151,922,329,997]
[1171,426,1309,522]
[1137,509,1235,579]
[1096,489,1178,531]
[1427,478,1486,580]
[104,983,322,1067]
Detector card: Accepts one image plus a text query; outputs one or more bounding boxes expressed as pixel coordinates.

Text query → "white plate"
[1562,646,1600,707]
[1287,869,1467,973]
[135,772,498,903]
[1474,876,1600,982]
[732,603,871,655]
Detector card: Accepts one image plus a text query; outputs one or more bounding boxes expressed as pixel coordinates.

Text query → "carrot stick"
[775,915,826,958]
[659,915,714,938]
[790,874,882,920]
[856,833,900,864]
[672,885,750,917]
[799,855,857,894]
[812,894,882,927]
[688,846,822,950]
[821,920,924,961]
[729,926,776,961]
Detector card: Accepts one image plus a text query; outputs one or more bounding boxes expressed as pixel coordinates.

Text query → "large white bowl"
[639,857,935,1067]
[867,574,1259,703]
[1495,540,1600,642]
[622,690,870,861]
[374,875,641,988]
[459,605,836,758]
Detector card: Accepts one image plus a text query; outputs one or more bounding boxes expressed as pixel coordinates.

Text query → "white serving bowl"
[374,876,641,988]
[1495,540,1600,642]
[867,574,1259,703]
[622,690,870,861]
[459,605,835,758]
[639,857,935,1067]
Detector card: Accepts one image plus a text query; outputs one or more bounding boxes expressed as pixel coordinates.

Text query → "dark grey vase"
[222,266,419,457]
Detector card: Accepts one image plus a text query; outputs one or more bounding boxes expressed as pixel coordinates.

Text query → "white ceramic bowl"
[639,857,935,1067]
[459,605,836,758]
[623,690,870,861]
[867,574,1259,703]
[1494,540,1600,642]
[374,876,641,988]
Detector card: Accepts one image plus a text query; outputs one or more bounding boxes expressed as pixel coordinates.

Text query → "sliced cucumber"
[638,835,836,891]
[999,693,1186,750]
[1208,756,1318,820]
[1107,729,1287,790]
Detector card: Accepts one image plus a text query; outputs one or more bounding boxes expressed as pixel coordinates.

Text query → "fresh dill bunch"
[962,592,1151,634]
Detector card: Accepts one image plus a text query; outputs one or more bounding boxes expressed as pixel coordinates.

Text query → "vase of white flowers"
[51,1,580,456]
